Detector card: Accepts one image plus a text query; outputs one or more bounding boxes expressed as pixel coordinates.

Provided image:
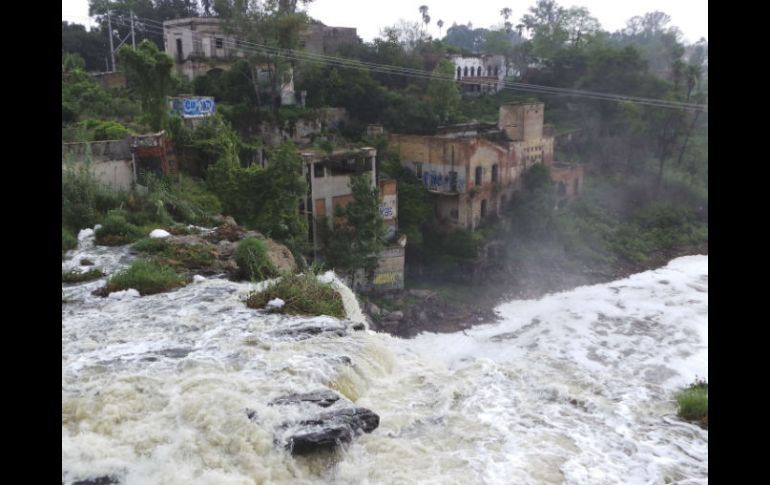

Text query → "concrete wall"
[90,71,127,90]
[498,103,544,142]
[62,140,134,191]
[301,24,361,55]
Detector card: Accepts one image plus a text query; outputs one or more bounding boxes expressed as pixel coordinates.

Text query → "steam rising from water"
[63,233,706,484]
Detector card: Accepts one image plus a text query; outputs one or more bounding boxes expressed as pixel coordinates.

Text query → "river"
[62,230,707,485]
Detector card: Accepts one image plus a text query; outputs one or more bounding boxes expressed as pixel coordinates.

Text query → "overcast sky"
[62,0,708,44]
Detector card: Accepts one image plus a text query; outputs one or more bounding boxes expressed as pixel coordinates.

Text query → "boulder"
[264,238,297,274]
[284,407,380,456]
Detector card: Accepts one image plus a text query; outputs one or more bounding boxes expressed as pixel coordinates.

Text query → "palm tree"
[500,7,512,21]
[419,6,430,36]
[437,19,444,38]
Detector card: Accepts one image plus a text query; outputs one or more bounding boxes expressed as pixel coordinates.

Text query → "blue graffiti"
[170,97,216,118]
[422,170,466,192]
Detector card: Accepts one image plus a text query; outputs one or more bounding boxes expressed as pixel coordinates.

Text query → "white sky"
[62,0,708,44]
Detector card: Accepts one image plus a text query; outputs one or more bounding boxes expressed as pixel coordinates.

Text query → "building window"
[477,66,482,76]
[215,37,224,49]
[415,162,423,178]
[449,171,458,191]
[481,199,488,218]
[491,164,499,183]
[475,166,483,185]
[487,66,492,76]
[176,38,183,61]
[494,66,499,76]
[457,66,461,79]
[450,209,459,220]
[464,66,468,77]
[313,163,324,178]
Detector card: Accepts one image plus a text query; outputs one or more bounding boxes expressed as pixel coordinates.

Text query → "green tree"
[321,174,387,282]
[428,59,460,123]
[118,39,175,131]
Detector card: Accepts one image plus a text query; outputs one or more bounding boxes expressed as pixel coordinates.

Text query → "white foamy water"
[63,235,707,485]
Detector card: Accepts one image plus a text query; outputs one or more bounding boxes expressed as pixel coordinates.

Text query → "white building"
[449,54,508,96]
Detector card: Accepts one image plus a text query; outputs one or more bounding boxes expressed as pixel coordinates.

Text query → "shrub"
[133,237,216,270]
[62,268,105,283]
[62,227,78,258]
[62,167,124,231]
[95,213,143,246]
[675,379,708,427]
[246,273,345,318]
[132,237,169,254]
[105,260,185,295]
[235,238,277,281]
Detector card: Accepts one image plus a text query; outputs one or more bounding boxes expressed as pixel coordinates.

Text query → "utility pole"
[107,11,116,72]
[130,11,136,49]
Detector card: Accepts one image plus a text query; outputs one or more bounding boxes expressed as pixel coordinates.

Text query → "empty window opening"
[215,37,224,49]
[176,38,183,61]
[491,164,499,183]
[449,171,458,191]
[457,66,462,79]
[450,209,459,220]
[480,199,488,218]
[313,163,324,178]
[464,66,469,77]
[475,166,483,185]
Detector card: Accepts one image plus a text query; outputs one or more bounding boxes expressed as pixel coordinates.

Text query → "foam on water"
[63,237,707,485]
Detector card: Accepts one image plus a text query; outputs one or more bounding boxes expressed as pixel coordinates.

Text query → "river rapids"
[62,230,707,485]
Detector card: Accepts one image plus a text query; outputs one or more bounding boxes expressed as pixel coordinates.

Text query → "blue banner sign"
[169,97,216,118]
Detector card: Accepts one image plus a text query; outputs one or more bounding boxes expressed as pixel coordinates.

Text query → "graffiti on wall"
[169,97,216,118]
[374,271,400,286]
[422,170,466,192]
[380,194,397,220]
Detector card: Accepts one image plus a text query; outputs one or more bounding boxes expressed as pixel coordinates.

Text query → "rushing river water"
[62,230,707,485]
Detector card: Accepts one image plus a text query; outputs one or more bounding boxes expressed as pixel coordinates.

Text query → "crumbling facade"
[300,22,361,55]
[62,132,179,190]
[300,147,405,292]
[391,102,583,231]
[162,17,298,105]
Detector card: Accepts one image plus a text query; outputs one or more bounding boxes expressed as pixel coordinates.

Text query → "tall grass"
[105,260,185,295]
[235,238,277,281]
[675,379,708,427]
[246,273,345,318]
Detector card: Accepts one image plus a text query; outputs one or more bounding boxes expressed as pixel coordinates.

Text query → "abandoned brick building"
[390,102,583,231]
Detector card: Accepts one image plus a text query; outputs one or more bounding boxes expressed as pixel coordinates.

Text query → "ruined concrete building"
[390,102,583,231]
[162,17,299,105]
[62,132,179,191]
[299,22,361,55]
[300,147,405,292]
[449,54,507,96]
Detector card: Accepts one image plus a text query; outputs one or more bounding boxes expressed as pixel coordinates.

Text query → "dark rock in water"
[246,408,258,421]
[72,476,119,485]
[271,321,349,340]
[351,323,365,331]
[80,258,95,266]
[155,348,192,359]
[91,287,109,298]
[270,390,341,408]
[333,355,353,366]
[284,407,380,456]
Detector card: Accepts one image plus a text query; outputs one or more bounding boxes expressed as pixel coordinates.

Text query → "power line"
[116,15,708,112]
